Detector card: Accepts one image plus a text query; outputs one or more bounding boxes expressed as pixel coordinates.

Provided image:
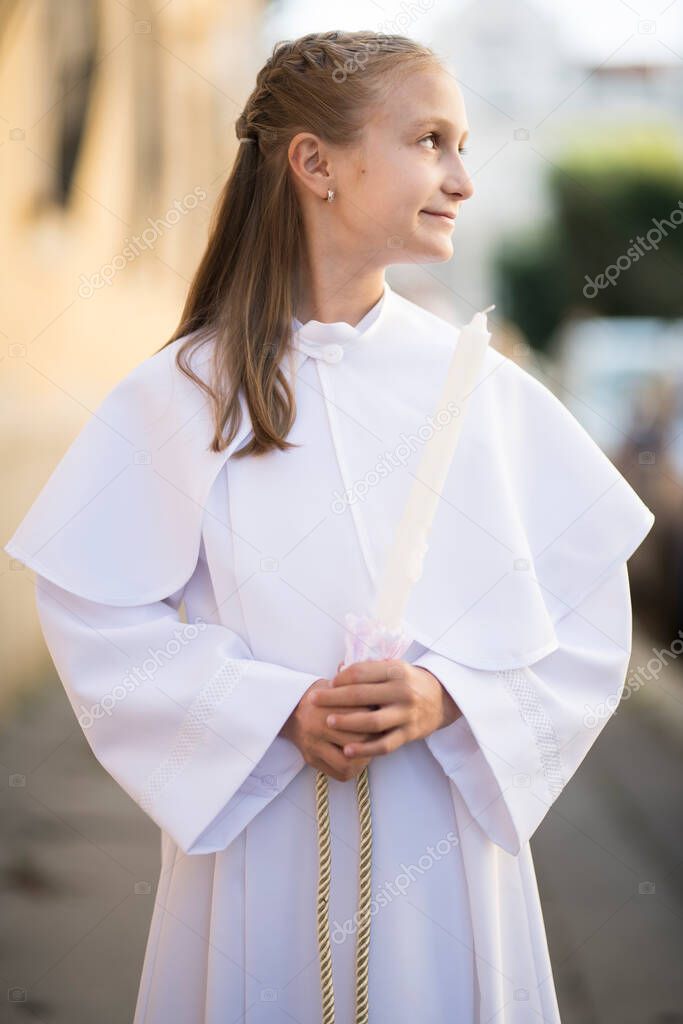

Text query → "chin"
[414,241,454,263]
[411,225,453,258]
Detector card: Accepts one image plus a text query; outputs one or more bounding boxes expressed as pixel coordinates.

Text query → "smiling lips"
[421,209,457,223]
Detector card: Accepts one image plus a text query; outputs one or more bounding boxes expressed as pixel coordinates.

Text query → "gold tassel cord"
[353,764,372,1024]
[316,764,373,1024]
[315,768,335,1023]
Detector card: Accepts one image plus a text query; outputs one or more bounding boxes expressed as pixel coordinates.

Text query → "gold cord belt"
[316,765,372,1024]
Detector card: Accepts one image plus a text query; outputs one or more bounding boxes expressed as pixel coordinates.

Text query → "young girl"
[5,30,655,1024]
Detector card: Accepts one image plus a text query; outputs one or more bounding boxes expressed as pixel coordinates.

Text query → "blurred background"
[1,1,682,1022]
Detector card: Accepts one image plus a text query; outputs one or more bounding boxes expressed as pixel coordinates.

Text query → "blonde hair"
[159,30,438,459]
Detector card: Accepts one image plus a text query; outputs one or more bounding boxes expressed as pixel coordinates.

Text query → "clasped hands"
[281,658,461,783]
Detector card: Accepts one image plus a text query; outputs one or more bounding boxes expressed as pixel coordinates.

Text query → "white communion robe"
[5,280,655,1024]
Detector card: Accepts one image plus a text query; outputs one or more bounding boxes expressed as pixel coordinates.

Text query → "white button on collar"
[290,282,392,365]
[322,343,343,364]
[292,339,345,364]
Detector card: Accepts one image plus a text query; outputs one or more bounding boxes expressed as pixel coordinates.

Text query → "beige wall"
[1,0,265,707]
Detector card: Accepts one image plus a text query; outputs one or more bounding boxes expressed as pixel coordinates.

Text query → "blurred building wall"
[1,0,264,707]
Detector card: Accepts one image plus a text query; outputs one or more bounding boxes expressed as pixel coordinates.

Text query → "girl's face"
[339,66,474,266]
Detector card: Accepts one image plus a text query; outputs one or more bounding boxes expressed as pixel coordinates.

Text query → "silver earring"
[326,189,336,202]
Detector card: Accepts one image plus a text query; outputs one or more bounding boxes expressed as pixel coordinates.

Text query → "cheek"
[347,171,394,224]
[351,162,379,195]
[394,164,430,211]
[373,168,420,215]
[344,156,425,234]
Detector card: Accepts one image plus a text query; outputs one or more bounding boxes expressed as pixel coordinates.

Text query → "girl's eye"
[420,132,440,149]
[420,132,469,158]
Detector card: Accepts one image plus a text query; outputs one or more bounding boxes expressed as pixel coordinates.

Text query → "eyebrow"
[407,117,469,142]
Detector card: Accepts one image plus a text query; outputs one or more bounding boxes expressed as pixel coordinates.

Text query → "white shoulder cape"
[5,300,655,671]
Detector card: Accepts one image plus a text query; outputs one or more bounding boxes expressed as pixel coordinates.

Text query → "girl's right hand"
[280,670,377,783]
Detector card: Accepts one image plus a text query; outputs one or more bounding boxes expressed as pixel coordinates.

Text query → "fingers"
[340,726,407,759]
[325,725,375,745]
[312,681,401,708]
[324,707,403,735]
[314,740,370,782]
[332,658,404,687]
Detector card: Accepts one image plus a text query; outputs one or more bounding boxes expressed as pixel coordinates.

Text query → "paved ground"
[533,628,683,1024]
[1,627,682,1024]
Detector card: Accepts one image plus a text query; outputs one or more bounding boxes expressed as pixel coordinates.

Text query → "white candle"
[374,305,495,631]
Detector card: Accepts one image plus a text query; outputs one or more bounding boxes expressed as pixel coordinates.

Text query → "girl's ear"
[288,131,333,201]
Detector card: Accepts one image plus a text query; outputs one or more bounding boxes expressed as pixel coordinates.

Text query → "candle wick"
[481,304,496,314]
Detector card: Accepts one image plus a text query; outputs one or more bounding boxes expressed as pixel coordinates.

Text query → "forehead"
[373,67,469,136]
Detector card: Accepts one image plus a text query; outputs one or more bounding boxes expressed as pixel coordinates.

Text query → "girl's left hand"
[310,658,462,758]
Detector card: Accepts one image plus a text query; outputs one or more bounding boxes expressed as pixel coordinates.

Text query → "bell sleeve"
[34,571,320,856]
[411,559,634,857]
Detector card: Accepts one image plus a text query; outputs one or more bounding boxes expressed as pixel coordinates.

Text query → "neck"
[295,267,387,327]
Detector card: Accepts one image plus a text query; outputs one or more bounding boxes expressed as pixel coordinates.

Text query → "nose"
[451,170,474,203]
[446,158,474,203]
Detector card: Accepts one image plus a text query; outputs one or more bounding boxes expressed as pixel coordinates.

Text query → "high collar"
[291,281,393,363]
